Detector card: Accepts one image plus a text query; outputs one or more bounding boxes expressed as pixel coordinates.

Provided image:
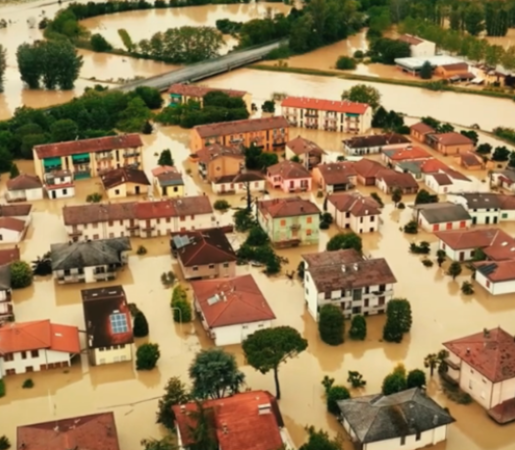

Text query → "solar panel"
[173,235,191,249]
[110,313,129,334]
[478,263,497,276]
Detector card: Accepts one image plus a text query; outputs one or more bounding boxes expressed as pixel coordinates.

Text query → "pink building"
[266,161,312,193]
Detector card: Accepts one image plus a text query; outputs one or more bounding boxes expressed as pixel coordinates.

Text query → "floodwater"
[1,122,515,450]
[486,28,515,49]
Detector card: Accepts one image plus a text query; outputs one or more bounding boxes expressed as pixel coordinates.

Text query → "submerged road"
[117,41,285,93]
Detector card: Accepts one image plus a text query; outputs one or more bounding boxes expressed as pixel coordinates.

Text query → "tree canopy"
[318,304,344,345]
[326,232,362,253]
[341,84,381,110]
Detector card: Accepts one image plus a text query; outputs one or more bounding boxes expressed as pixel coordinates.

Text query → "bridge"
[117,41,285,93]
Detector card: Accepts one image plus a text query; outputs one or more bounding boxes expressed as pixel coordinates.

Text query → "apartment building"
[281,96,372,134]
[32,134,143,179]
[190,117,290,152]
[195,143,244,182]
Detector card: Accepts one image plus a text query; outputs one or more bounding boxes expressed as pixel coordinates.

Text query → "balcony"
[96,152,113,161]
[123,151,140,158]
[126,224,140,231]
[305,111,318,118]
[290,223,301,230]
[58,274,85,283]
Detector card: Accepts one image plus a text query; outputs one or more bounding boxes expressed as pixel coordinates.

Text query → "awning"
[43,157,61,168]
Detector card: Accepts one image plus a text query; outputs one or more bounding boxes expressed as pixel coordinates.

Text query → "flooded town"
[0,1,515,450]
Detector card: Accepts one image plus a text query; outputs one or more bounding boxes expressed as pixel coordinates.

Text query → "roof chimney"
[341,265,346,273]
[466,348,470,355]
[258,403,272,415]
[353,263,359,271]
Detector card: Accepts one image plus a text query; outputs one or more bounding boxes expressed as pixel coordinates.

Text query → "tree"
[299,427,340,450]
[391,187,402,206]
[189,348,245,400]
[134,86,164,109]
[347,370,366,388]
[156,376,190,430]
[436,249,446,267]
[492,146,511,161]
[341,84,381,110]
[141,436,177,450]
[415,189,438,205]
[326,385,350,415]
[242,326,308,400]
[349,315,366,340]
[136,343,160,370]
[464,3,485,36]
[133,311,149,338]
[472,247,486,262]
[461,281,474,295]
[461,130,479,144]
[318,304,344,346]
[476,143,492,154]
[142,120,153,135]
[158,149,174,166]
[10,261,33,289]
[370,38,410,64]
[118,28,135,51]
[171,285,192,323]
[424,350,449,377]
[447,261,462,280]
[383,299,412,343]
[382,365,407,395]
[420,61,432,79]
[261,100,275,113]
[0,44,6,93]
[326,232,362,252]
[336,56,356,70]
[90,33,113,52]
[0,436,10,450]
[245,226,269,246]
[50,119,78,142]
[117,97,153,132]
[16,42,43,89]
[407,369,426,389]
[9,164,20,179]
[186,401,218,450]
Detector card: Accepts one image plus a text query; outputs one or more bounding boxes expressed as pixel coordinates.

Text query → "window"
[365,287,370,294]
[400,436,406,446]
[242,325,248,330]
[378,297,385,306]
[280,219,286,226]
[120,220,124,225]
[370,215,375,222]
[166,217,171,223]
[0,235,2,241]
[31,350,39,358]
[3,353,13,362]
[63,189,68,195]
[21,351,27,360]
[108,220,114,226]
[115,189,120,195]
[379,284,386,291]
[208,264,215,269]
[502,213,508,219]
[416,432,421,441]
[325,291,331,300]
[99,347,105,352]
[180,216,185,221]
[469,380,473,389]
[223,262,229,268]
[173,187,178,192]
[120,344,125,349]
[191,215,195,220]
[193,266,198,271]
[486,280,490,288]
[360,217,363,223]
[307,216,312,224]
[306,229,312,236]
[110,313,129,334]
[364,299,369,307]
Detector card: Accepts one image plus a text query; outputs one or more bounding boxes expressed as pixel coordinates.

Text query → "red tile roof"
[431,132,474,146]
[100,167,150,190]
[442,167,471,182]
[151,166,184,186]
[419,158,448,173]
[410,122,435,135]
[383,146,431,161]
[0,217,26,232]
[194,117,289,139]
[281,96,369,114]
[34,134,143,159]
[258,196,320,218]
[172,391,284,450]
[474,260,515,282]
[17,412,120,450]
[315,162,357,186]
[439,62,468,71]
[327,193,381,217]
[266,160,310,179]
[443,328,515,382]
[429,173,453,186]
[286,136,326,156]
[377,171,419,189]
[353,159,387,179]
[0,247,20,266]
[7,174,42,191]
[168,83,247,98]
[0,320,80,354]
[0,204,32,217]
[460,152,483,167]
[435,228,514,250]
[190,274,275,328]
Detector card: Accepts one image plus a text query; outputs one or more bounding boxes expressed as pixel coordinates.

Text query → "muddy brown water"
[1,124,515,450]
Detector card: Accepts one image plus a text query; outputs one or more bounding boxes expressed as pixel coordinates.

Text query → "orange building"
[426,132,475,155]
[190,117,290,152]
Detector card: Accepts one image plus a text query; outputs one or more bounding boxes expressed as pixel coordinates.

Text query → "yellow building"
[151,165,185,197]
[100,167,151,199]
[32,134,144,180]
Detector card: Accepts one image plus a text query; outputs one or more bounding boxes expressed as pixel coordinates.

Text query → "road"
[116,41,285,92]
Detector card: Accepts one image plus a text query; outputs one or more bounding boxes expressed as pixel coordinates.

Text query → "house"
[257,197,320,248]
[412,202,471,232]
[33,134,143,179]
[326,193,381,233]
[434,62,474,81]
[171,228,237,280]
[303,249,397,320]
[50,237,131,284]
[410,122,436,142]
[397,34,436,57]
[447,192,504,225]
[395,158,448,181]
[381,146,432,165]
[354,159,387,186]
[376,170,419,194]
[338,388,454,450]
[395,55,466,76]
[0,320,80,376]
[6,174,43,202]
[172,391,295,450]
[0,203,32,243]
[491,169,515,192]
[342,133,411,156]
[424,173,454,194]
[426,132,475,155]
[457,151,484,170]
[82,285,134,365]
[281,96,372,134]
[168,83,251,112]
[435,228,514,261]
[43,170,75,199]
[474,260,515,295]
[0,247,20,323]
[443,327,515,423]
[285,136,326,168]
[100,167,150,198]
[195,144,244,182]
[191,117,289,152]
[312,162,357,193]
[62,196,214,240]
[151,165,184,197]
[17,412,121,450]
[190,274,275,345]
[266,161,311,193]
[212,171,266,195]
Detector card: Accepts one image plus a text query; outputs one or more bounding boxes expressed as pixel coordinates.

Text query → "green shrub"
[0,379,5,397]
[133,311,149,337]
[161,271,176,287]
[349,315,366,340]
[318,304,344,346]
[0,435,10,450]
[86,192,102,203]
[171,285,192,323]
[136,343,160,370]
[10,261,33,289]
[326,385,350,414]
[136,245,147,255]
[214,199,230,211]
[22,378,34,389]
[336,56,357,70]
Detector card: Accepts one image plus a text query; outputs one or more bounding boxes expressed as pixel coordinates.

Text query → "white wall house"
[398,34,436,57]
[212,173,266,196]
[425,173,454,194]
[44,170,75,199]
[474,261,515,296]
[447,193,501,225]
[342,133,411,156]
[326,194,381,234]
[413,203,471,233]
[6,174,44,202]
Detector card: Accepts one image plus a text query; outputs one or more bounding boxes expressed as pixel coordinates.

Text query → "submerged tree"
[156,376,190,430]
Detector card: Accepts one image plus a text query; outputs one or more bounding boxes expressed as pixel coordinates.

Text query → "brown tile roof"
[0,204,32,217]
[431,132,474,146]
[354,159,387,179]
[190,274,275,327]
[34,134,143,159]
[151,166,184,187]
[439,63,468,71]
[327,193,381,217]
[0,246,20,266]
[460,152,483,167]
[343,133,410,149]
[383,146,431,161]
[258,196,320,218]
[443,327,515,382]
[168,83,247,98]
[287,136,326,156]
[303,249,396,292]
[195,143,244,163]
[173,228,237,267]
[499,195,515,210]
[17,412,120,450]
[214,171,265,184]
[100,167,150,190]
[194,117,289,139]
[474,260,515,282]
[410,122,435,135]
[135,196,213,220]
[63,202,136,225]
[172,391,284,450]
[81,286,133,349]
[435,228,514,250]
[0,320,80,354]
[377,171,419,189]
[315,162,357,186]
[7,174,42,191]
[0,217,26,232]
[266,161,310,179]
[398,34,424,45]
[429,173,453,186]
[443,167,471,182]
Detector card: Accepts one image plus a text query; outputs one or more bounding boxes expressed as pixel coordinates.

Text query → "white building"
[0,320,80,376]
[447,192,513,225]
[44,170,75,199]
[398,34,436,57]
[342,133,411,156]
[0,247,19,323]
[62,196,215,240]
[491,170,515,193]
[0,204,32,244]
[443,327,515,423]
[338,388,454,450]
[212,172,266,195]
[50,238,131,284]
[82,286,134,366]
[473,260,515,295]
[6,174,43,202]
[425,173,454,194]
[326,193,381,234]
[302,249,396,321]
[412,202,471,233]
[190,274,275,346]
[281,96,372,134]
